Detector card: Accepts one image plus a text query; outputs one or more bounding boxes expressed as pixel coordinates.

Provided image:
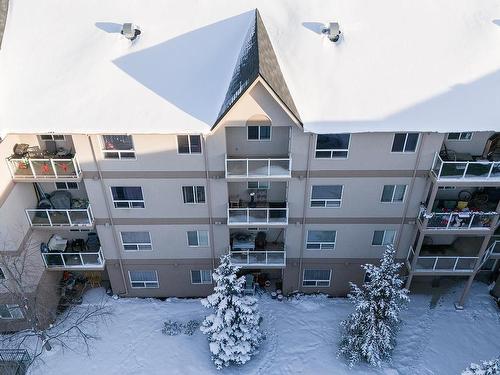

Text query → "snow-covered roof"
[1,0,500,135]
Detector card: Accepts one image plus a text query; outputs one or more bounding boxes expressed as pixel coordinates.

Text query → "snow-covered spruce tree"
[463,357,500,375]
[338,245,409,367]
[200,254,262,370]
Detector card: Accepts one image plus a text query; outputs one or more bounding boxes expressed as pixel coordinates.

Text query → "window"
[129,271,159,288]
[121,232,152,251]
[177,135,202,154]
[381,185,407,203]
[306,230,336,250]
[391,133,419,152]
[191,270,212,284]
[187,231,209,247]
[372,230,397,246]
[302,269,331,287]
[102,135,135,159]
[182,186,205,204]
[55,182,79,190]
[0,304,23,320]
[111,186,145,208]
[311,185,343,208]
[447,132,473,141]
[247,181,270,189]
[247,125,271,141]
[40,134,65,141]
[315,134,350,158]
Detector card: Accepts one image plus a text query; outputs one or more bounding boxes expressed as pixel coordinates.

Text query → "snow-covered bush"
[338,245,409,367]
[463,357,500,375]
[184,320,200,335]
[200,255,262,370]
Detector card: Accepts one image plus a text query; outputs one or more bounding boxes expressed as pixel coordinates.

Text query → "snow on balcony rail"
[6,156,81,180]
[431,153,500,181]
[418,207,497,230]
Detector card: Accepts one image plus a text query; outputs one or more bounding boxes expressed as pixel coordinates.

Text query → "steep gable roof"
[214,9,301,129]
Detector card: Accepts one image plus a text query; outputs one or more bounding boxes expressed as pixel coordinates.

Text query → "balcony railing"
[225,156,291,178]
[419,209,497,231]
[42,248,105,269]
[431,153,500,181]
[26,206,94,227]
[230,250,286,267]
[227,205,288,225]
[407,246,478,272]
[6,156,81,180]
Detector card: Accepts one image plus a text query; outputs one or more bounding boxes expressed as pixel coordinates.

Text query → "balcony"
[225,155,291,179]
[230,250,286,267]
[431,153,500,182]
[227,203,288,226]
[6,143,81,181]
[419,210,497,231]
[26,205,94,228]
[42,248,105,270]
[407,247,477,274]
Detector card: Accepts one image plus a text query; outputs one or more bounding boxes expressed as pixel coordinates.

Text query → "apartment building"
[0,2,499,329]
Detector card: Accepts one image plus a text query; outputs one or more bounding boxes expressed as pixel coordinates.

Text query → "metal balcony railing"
[26,205,94,227]
[230,250,286,267]
[227,205,288,225]
[431,153,500,181]
[225,156,291,178]
[414,254,478,272]
[419,209,497,230]
[6,156,81,180]
[42,248,105,269]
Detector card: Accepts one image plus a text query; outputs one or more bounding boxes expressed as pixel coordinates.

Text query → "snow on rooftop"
[1,0,500,135]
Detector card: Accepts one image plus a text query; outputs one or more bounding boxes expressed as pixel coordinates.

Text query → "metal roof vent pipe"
[322,22,341,43]
[121,23,141,41]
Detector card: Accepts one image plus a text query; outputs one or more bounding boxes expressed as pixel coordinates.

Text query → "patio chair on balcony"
[243,274,256,295]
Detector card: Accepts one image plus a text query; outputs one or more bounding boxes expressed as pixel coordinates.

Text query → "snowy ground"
[28,281,500,375]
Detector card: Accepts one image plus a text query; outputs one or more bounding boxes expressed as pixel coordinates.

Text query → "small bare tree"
[0,229,111,366]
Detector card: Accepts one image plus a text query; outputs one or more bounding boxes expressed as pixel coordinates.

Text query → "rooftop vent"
[121,23,141,41]
[322,22,341,43]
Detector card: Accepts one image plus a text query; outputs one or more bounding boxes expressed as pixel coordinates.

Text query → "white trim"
[100,134,136,160]
[302,269,332,287]
[247,124,272,141]
[187,230,209,247]
[110,186,145,209]
[310,185,343,208]
[182,185,206,204]
[128,270,159,288]
[40,134,66,141]
[381,184,407,203]
[120,231,153,251]
[305,230,336,250]
[54,181,79,190]
[176,134,203,155]
[447,132,473,141]
[371,229,397,246]
[190,269,212,284]
[314,133,351,159]
[390,133,419,153]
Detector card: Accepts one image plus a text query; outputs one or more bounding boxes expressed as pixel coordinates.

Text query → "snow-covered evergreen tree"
[338,245,409,367]
[200,254,262,370]
[463,357,500,375]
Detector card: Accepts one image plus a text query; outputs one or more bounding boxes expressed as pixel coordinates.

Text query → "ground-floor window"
[191,270,212,284]
[0,304,24,319]
[302,269,331,287]
[129,270,159,288]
